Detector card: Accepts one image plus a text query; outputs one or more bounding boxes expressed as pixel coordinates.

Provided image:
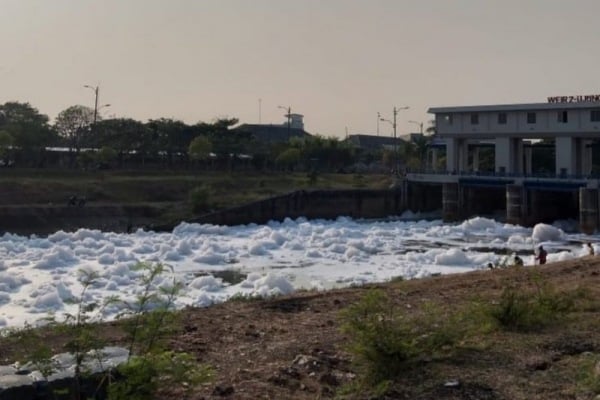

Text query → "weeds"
[340,289,468,389]
[11,261,212,400]
[488,272,582,332]
[577,353,600,395]
[189,185,211,213]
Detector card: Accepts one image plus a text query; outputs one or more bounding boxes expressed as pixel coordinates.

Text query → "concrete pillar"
[495,137,511,174]
[431,148,438,171]
[583,140,593,176]
[458,139,469,173]
[579,139,593,176]
[514,139,524,175]
[555,137,575,176]
[442,183,460,222]
[579,188,598,234]
[524,146,533,175]
[446,138,457,173]
[472,147,480,172]
[506,185,524,225]
[400,180,408,210]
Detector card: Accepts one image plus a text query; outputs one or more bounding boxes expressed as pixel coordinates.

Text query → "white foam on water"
[0,217,597,328]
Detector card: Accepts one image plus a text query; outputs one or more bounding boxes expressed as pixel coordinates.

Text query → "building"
[430,98,600,176]
[344,134,406,151]
[233,113,312,143]
[402,96,600,232]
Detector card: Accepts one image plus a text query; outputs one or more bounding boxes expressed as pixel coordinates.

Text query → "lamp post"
[377,112,381,136]
[381,106,409,173]
[278,105,291,141]
[84,85,100,124]
[408,120,423,135]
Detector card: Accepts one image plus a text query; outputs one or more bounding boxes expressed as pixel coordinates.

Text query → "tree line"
[0,101,431,172]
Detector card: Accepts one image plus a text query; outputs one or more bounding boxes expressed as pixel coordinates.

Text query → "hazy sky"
[1,0,599,138]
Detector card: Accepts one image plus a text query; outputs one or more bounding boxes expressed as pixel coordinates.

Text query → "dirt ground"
[3,257,600,399]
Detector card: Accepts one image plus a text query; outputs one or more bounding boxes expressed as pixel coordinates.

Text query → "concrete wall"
[193,189,408,226]
[0,205,164,235]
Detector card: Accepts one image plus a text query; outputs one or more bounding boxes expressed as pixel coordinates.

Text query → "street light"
[84,85,100,124]
[408,120,423,135]
[278,105,291,141]
[380,106,409,173]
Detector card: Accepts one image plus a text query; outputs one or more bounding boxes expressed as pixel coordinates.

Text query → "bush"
[489,274,580,332]
[340,289,467,386]
[577,353,600,395]
[189,185,211,213]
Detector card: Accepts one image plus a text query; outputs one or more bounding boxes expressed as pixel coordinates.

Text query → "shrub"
[189,185,211,213]
[13,262,212,400]
[340,289,467,386]
[489,273,580,332]
[577,353,600,395]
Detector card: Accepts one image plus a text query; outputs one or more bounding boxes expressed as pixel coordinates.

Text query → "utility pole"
[392,106,409,174]
[84,85,99,124]
[278,105,291,140]
[377,112,381,136]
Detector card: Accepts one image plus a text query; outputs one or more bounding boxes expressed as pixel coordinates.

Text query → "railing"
[405,168,596,181]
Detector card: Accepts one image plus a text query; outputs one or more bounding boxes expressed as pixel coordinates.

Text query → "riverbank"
[0,171,392,234]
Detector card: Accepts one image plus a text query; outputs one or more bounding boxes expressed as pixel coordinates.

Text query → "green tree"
[0,130,14,161]
[146,118,190,166]
[94,118,150,166]
[188,136,213,167]
[0,102,56,167]
[96,146,117,167]
[54,105,95,166]
[275,148,301,170]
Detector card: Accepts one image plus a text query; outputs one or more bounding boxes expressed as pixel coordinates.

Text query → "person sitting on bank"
[535,245,547,265]
[513,254,524,266]
[587,242,595,256]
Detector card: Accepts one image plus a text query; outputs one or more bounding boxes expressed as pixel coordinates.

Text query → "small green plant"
[8,321,58,380]
[488,273,580,332]
[340,289,467,389]
[14,262,212,400]
[189,185,211,213]
[109,262,213,399]
[577,353,600,395]
[352,174,365,188]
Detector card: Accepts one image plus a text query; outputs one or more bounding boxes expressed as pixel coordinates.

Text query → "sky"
[1,0,599,138]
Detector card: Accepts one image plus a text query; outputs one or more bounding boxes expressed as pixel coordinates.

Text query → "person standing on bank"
[535,245,547,265]
[587,242,595,256]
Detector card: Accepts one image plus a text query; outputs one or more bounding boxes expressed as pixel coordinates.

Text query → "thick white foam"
[0,217,596,328]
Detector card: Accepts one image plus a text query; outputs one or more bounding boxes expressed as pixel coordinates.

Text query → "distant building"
[429,98,600,175]
[233,113,312,143]
[344,134,407,151]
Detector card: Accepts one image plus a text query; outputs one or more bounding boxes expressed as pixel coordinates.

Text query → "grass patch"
[487,272,585,332]
[340,289,471,392]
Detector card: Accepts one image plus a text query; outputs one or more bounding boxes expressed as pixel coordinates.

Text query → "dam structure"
[405,96,600,233]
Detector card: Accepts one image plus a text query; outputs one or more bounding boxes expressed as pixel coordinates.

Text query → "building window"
[591,109,600,122]
[443,114,453,125]
[526,112,536,124]
[470,113,479,125]
[557,110,568,123]
[498,113,507,124]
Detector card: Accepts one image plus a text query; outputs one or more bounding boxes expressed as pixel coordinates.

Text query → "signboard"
[548,95,600,103]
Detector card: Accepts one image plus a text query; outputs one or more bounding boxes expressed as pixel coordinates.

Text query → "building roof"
[429,101,600,114]
[345,134,406,150]
[233,124,312,143]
